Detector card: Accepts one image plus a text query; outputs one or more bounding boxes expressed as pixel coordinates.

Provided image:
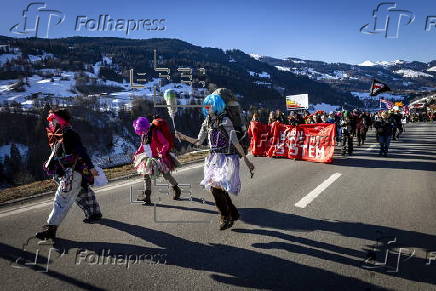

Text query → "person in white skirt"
[176,94,255,230]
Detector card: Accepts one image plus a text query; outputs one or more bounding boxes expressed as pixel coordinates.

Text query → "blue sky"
[1,0,435,64]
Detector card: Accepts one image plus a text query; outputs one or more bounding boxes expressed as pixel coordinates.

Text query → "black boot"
[172,185,181,200]
[137,190,152,205]
[144,190,152,205]
[36,225,57,240]
[219,216,232,231]
[83,213,102,224]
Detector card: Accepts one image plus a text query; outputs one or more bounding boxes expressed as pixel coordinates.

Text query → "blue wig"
[202,94,226,116]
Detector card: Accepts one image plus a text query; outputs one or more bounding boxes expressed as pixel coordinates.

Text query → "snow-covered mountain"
[256,55,436,94]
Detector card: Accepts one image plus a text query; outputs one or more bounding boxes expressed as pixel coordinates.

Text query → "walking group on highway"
[35,88,420,240]
[256,107,408,157]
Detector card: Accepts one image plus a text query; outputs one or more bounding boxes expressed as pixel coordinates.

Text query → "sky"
[1,0,435,64]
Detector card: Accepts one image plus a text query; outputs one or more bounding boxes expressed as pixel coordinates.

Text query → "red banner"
[248,121,271,156]
[249,122,336,163]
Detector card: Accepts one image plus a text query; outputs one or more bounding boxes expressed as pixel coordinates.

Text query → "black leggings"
[210,187,239,219]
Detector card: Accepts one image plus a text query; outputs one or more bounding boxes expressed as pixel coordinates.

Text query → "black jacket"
[59,127,94,169]
[374,120,393,137]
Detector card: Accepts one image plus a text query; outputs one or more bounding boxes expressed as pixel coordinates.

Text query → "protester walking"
[133,116,181,205]
[36,109,100,240]
[176,94,255,230]
[374,112,394,157]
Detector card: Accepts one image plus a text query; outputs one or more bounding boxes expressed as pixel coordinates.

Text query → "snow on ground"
[358,60,378,67]
[248,71,270,78]
[161,82,193,95]
[92,135,137,168]
[0,73,77,105]
[249,54,262,60]
[358,60,407,67]
[0,53,21,66]
[93,61,102,77]
[28,53,54,63]
[276,66,352,80]
[394,69,433,78]
[427,66,436,72]
[276,66,291,72]
[287,58,306,64]
[0,144,29,162]
[102,56,112,65]
[351,91,405,100]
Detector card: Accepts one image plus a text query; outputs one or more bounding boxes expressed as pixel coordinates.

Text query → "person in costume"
[133,116,181,205]
[175,94,255,230]
[36,109,100,240]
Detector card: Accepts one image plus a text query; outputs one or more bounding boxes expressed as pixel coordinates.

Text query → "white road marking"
[295,173,342,208]
[365,144,377,151]
[0,162,204,218]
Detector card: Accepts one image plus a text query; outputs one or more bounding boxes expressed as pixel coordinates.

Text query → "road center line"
[295,173,342,208]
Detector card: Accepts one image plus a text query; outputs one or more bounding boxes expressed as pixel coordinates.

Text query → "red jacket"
[135,128,170,158]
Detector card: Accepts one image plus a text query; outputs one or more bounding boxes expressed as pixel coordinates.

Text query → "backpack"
[213,88,250,157]
[151,118,175,150]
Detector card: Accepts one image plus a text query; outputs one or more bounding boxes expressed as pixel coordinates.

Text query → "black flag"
[370,79,391,96]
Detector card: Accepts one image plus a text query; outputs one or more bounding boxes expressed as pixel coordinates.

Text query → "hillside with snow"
[258,55,436,95]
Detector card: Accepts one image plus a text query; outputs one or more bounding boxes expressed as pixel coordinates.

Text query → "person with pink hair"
[133,116,181,205]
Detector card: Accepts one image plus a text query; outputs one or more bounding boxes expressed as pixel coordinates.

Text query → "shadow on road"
[0,242,105,291]
[233,208,436,286]
[94,218,381,290]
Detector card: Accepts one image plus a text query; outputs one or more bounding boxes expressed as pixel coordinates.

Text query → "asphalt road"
[1,122,435,290]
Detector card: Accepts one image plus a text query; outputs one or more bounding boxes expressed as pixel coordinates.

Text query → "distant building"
[0,45,10,53]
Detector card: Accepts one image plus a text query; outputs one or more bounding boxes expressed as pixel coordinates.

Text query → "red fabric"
[253,122,336,163]
[152,118,174,150]
[134,128,174,171]
[247,121,271,156]
[135,129,170,158]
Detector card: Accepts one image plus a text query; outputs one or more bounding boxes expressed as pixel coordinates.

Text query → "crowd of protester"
[249,107,428,158]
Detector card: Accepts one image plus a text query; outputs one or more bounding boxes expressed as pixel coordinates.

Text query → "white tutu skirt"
[200,153,241,195]
[133,153,170,179]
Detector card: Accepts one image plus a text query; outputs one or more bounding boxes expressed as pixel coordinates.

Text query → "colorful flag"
[380,99,394,109]
[370,79,391,96]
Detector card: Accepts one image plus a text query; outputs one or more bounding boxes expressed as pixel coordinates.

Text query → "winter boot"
[36,225,57,240]
[143,190,152,205]
[83,213,102,224]
[219,216,232,231]
[172,185,181,200]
